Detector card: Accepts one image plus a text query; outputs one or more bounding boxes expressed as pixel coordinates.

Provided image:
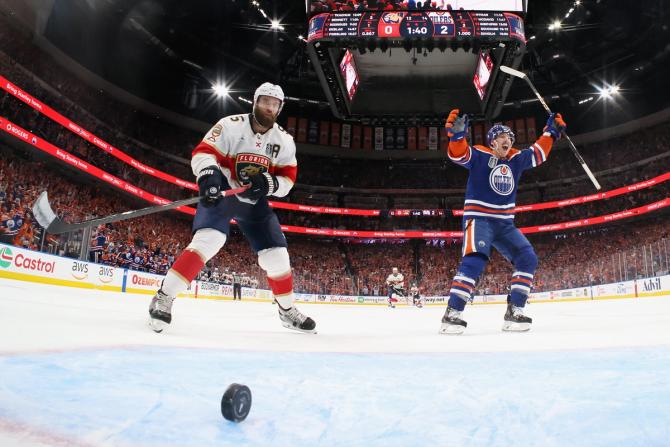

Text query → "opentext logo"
[0,246,13,268]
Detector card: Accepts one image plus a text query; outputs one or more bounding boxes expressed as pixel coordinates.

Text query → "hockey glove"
[543,113,566,140]
[197,165,224,207]
[445,108,469,141]
[239,172,278,201]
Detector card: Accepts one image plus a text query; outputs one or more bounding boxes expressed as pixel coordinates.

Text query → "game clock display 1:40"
[308,11,524,42]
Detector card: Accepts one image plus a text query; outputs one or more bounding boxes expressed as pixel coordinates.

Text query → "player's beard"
[253,105,277,129]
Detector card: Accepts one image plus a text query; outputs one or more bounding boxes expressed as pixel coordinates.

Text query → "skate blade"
[281,321,317,334]
[502,321,531,332]
[439,323,465,335]
[148,317,167,333]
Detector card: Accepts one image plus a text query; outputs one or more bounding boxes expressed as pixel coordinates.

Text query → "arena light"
[212,83,230,97]
[549,20,562,31]
[270,20,284,31]
[597,84,620,100]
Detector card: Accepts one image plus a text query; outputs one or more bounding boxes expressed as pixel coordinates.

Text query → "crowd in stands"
[0,68,193,202]
[309,0,466,14]
[2,140,669,298]
[2,12,669,300]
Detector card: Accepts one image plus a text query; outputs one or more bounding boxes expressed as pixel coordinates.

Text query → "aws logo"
[0,246,13,268]
[71,261,89,280]
[98,266,114,283]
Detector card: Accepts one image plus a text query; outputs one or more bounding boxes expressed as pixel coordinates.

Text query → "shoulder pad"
[276,124,293,137]
[222,114,248,125]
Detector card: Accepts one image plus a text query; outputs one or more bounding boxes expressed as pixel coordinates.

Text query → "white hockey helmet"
[253,82,285,114]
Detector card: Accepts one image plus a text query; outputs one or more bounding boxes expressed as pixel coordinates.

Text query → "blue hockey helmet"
[487,124,515,146]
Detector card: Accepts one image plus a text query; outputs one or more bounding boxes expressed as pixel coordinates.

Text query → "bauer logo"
[0,246,13,268]
[489,164,514,196]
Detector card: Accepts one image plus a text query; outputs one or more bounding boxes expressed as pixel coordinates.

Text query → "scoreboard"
[308,11,524,42]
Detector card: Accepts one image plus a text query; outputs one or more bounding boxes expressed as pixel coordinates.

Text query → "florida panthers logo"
[382,12,404,24]
[489,164,514,196]
[235,153,270,183]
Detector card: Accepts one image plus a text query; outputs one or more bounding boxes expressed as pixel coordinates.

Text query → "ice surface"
[1,280,669,446]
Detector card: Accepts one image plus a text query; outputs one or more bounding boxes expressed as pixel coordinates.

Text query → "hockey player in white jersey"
[386,267,405,308]
[148,82,316,334]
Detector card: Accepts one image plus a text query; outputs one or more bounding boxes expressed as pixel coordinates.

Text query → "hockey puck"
[221,383,252,422]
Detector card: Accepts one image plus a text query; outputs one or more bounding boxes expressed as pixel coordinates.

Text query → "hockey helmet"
[253,82,285,114]
[487,124,515,146]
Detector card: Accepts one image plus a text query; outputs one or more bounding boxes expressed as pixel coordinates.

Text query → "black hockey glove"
[197,165,224,207]
[239,172,279,201]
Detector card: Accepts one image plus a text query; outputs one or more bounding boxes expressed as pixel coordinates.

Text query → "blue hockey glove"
[445,109,469,141]
[543,113,567,140]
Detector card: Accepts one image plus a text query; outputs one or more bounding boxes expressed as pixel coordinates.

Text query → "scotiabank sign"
[0,246,56,273]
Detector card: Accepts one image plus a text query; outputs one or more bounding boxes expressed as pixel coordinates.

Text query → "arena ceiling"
[36,0,670,133]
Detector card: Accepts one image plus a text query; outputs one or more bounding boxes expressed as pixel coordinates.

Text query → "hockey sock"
[258,247,294,309]
[448,253,487,311]
[267,272,293,310]
[509,246,538,307]
[161,229,226,297]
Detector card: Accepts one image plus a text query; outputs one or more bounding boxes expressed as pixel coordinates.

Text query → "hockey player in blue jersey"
[440,109,566,334]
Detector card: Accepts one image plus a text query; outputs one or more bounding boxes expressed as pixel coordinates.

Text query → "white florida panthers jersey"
[386,273,404,287]
[191,113,297,204]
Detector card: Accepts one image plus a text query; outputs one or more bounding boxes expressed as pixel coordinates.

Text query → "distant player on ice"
[386,267,405,308]
[148,82,316,334]
[410,282,423,308]
[440,108,566,334]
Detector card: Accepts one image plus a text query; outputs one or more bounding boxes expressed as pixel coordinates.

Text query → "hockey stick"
[499,65,602,190]
[32,185,250,234]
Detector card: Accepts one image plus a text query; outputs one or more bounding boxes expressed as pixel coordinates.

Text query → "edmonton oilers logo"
[489,164,514,196]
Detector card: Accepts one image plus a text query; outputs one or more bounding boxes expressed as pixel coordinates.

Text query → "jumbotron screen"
[473,49,494,100]
[308,0,527,17]
[339,50,360,101]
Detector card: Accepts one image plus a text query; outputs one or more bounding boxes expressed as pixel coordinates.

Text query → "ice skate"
[439,307,467,335]
[148,289,176,333]
[502,302,532,332]
[278,305,317,334]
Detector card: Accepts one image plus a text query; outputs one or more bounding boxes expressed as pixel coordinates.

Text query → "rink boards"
[1,242,669,305]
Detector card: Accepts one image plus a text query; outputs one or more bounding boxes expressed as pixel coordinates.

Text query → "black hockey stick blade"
[32,185,250,234]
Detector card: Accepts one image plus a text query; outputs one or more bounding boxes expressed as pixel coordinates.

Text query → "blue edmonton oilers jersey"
[448,137,553,220]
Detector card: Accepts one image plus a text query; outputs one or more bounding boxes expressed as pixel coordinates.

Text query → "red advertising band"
[0,116,196,216]
[0,74,198,192]
[2,115,668,239]
[279,195,669,238]
[2,74,668,219]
